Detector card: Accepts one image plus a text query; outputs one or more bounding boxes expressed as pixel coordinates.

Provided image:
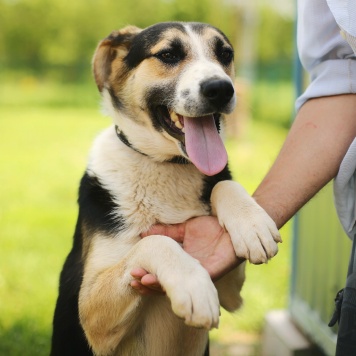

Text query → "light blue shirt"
[296,0,356,111]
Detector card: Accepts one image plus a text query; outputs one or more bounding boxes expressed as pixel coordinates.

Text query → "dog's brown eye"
[219,49,233,64]
[156,51,180,65]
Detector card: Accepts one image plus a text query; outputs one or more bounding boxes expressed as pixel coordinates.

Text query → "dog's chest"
[88,129,211,232]
[114,161,209,229]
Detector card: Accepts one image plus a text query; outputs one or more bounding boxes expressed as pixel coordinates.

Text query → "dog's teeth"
[182,127,185,133]
[171,112,179,123]
[175,120,183,129]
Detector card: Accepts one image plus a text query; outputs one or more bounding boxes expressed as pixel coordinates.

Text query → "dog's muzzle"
[152,78,235,176]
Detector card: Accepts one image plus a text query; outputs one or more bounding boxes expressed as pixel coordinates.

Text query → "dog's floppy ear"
[93,26,142,92]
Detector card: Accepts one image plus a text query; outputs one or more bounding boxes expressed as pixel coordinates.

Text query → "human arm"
[254,94,356,229]
[255,0,356,227]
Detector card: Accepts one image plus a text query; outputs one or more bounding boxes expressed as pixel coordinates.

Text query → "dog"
[51,21,281,356]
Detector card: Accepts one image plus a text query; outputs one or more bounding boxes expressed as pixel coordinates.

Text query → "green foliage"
[0,0,294,84]
[251,80,294,128]
[0,0,237,81]
[254,7,295,83]
[256,7,294,65]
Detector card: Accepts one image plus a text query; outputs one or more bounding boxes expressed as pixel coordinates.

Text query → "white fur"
[211,180,281,263]
[88,127,208,237]
[173,24,236,116]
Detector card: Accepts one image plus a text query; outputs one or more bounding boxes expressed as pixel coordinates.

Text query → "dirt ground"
[210,333,261,356]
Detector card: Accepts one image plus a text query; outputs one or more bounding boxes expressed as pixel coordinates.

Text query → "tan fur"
[80,232,219,355]
[93,26,142,91]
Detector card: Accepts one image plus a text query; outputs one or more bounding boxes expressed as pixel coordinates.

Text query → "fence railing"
[290,182,351,355]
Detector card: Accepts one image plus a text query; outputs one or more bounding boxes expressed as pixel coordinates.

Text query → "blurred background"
[0,0,295,354]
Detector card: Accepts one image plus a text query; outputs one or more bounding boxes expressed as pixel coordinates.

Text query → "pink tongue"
[184,115,228,176]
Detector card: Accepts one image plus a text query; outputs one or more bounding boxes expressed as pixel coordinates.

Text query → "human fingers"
[141,274,165,293]
[140,223,186,243]
[130,269,165,295]
[131,267,149,279]
[130,279,161,295]
[131,279,165,295]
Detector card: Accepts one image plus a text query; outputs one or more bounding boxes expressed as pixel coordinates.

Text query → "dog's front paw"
[211,181,281,264]
[162,264,220,329]
[228,202,281,264]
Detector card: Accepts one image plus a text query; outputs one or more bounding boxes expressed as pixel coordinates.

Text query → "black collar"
[115,125,147,156]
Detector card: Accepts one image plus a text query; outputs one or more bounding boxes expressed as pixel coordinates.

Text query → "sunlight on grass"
[0,82,290,355]
[0,105,106,354]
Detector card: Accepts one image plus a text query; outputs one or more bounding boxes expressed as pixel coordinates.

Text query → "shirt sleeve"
[334,138,356,240]
[296,0,356,111]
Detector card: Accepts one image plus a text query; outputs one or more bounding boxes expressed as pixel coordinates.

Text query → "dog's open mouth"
[156,106,186,140]
[156,106,228,176]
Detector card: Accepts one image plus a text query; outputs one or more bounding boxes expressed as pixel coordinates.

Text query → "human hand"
[130,216,241,295]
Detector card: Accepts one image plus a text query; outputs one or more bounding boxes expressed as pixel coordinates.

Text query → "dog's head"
[93,22,236,176]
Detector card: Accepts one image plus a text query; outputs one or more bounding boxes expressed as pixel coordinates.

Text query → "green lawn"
[0,80,291,355]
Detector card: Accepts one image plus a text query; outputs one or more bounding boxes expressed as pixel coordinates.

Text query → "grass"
[0,79,291,355]
[0,106,105,354]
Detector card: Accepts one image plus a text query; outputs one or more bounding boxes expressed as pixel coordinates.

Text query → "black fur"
[51,228,92,356]
[201,165,232,207]
[124,22,186,69]
[51,173,124,355]
[115,125,149,157]
[78,173,124,235]
[145,85,176,132]
[167,156,190,164]
[190,22,232,46]
[212,37,234,67]
[108,87,123,110]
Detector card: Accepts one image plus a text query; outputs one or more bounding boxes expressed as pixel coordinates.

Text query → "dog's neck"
[114,125,190,165]
[115,125,148,157]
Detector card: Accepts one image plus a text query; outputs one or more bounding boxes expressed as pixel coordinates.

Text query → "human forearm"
[253,94,356,229]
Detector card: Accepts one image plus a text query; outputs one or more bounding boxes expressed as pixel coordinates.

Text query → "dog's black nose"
[200,79,234,109]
